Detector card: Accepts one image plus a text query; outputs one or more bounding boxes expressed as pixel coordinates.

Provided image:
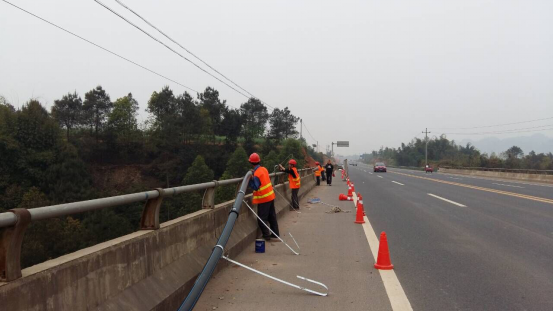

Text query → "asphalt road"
[349,164,553,311]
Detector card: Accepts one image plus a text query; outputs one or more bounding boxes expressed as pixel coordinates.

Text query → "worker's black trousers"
[316,176,320,185]
[257,200,279,238]
[326,173,332,185]
[291,188,299,210]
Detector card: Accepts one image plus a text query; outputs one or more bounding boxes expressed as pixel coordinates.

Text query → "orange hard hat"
[289,159,297,165]
[249,153,261,163]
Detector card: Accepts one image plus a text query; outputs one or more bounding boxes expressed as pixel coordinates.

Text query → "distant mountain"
[459,134,553,155]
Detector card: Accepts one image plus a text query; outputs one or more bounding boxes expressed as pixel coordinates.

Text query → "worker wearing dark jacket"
[248,153,280,241]
[279,159,301,211]
[325,160,334,185]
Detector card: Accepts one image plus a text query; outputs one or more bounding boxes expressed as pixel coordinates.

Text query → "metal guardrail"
[0,168,313,282]
[440,166,553,175]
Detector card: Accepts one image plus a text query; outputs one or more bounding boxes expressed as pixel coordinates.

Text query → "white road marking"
[391,181,404,186]
[369,172,373,175]
[378,175,383,178]
[354,192,413,311]
[427,193,467,207]
[492,183,525,189]
[449,177,462,180]
[437,172,553,188]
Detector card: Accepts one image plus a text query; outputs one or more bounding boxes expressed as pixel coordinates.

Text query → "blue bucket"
[255,239,265,253]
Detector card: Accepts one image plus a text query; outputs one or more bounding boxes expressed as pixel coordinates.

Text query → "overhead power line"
[93,0,254,100]
[302,121,318,144]
[440,124,553,135]
[430,116,553,130]
[0,0,198,93]
[112,0,258,100]
[99,0,314,140]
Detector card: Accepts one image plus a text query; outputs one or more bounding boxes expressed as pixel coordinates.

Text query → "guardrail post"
[202,181,218,209]
[1,208,31,282]
[140,188,164,230]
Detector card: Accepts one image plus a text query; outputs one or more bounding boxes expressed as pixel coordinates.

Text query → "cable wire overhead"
[430,116,553,130]
[93,0,253,100]
[0,0,198,93]
[113,0,257,99]
[440,124,553,135]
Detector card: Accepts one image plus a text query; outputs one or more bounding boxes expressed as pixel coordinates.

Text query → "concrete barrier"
[0,173,316,311]
[439,168,553,184]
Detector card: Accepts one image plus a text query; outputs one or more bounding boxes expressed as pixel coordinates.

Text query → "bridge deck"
[195,181,392,311]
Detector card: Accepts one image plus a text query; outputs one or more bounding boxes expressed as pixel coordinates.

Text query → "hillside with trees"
[0,87,323,268]
[362,135,553,170]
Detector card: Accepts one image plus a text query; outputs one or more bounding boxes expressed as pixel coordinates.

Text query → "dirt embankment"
[89,165,162,194]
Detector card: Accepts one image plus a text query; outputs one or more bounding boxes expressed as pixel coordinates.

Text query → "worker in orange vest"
[248,153,280,241]
[314,161,323,186]
[279,159,301,211]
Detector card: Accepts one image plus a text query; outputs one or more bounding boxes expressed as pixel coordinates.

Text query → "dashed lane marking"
[390,171,553,205]
[354,192,413,311]
[428,193,467,207]
[492,183,525,189]
[378,175,383,178]
[391,181,404,186]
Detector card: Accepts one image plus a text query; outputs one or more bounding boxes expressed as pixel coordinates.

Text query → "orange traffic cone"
[354,201,365,224]
[338,194,347,201]
[347,187,353,197]
[374,232,394,270]
[357,194,365,215]
[346,197,353,201]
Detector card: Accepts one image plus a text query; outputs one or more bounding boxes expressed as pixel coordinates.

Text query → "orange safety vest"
[252,166,276,204]
[315,165,322,176]
[288,167,301,189]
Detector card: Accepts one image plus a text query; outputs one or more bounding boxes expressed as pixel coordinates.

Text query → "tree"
[279,138,305,168]
[216,146,250,202]
[175,91,201,144]
[52,92,82,139]
[262,150,280,173]
[268,107,299,140]
[220,108,243,145]
[108,93,140,158]
[82,86,112,141]
[241,98,269,140]
[19,187,85,268]
[147,86,177,132]
[182,155,215,214]
[503,146,524,169]
[198,87,227,136]
[14,100,61,186]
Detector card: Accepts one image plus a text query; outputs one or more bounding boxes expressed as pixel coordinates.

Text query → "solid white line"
[437,172,553,188]
[378,175,383,178]
[356,198,413,311]
[492,183,525,189]
[427,193,467,207]
[391,181,404,186]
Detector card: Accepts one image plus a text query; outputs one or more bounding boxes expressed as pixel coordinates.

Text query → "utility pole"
[422,128,431,167]
[300,119,303,141]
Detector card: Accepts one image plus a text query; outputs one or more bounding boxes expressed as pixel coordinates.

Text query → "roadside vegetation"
[361,135,553,170]
[0,87,324,268]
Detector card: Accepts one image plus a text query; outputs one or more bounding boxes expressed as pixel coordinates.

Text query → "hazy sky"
[1,0,552,154]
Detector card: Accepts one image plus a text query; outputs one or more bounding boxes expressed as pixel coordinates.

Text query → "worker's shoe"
[263,235,272,241]
[270,235,282,241]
